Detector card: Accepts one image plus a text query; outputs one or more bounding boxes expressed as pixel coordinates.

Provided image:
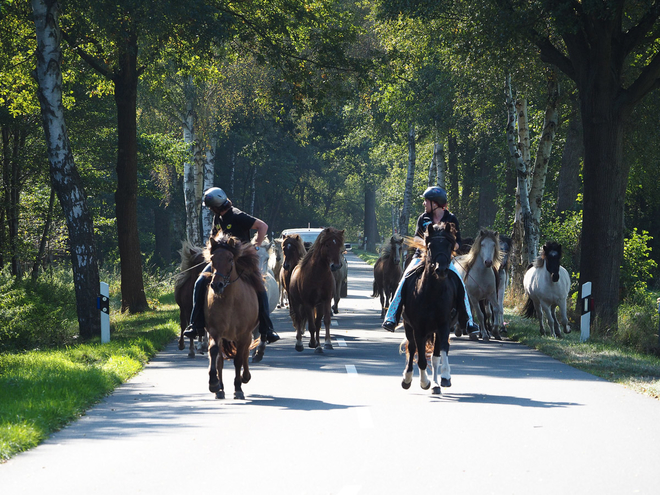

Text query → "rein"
[210,242,243,287]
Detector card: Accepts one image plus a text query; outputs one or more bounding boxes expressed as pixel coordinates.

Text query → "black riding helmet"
[203,187,231,211]
[422,186,447,207]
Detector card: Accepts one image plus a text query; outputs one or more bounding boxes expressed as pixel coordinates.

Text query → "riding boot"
[183,272,210,339]
[257,291,280,343]
[382,278,408,332]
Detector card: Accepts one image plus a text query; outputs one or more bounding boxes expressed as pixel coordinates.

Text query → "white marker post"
[580,282,592,343]
[99,282,110,343]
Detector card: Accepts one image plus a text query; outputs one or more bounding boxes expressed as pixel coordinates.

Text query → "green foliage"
[621,229,658,300]
[0,269,78,352]
[540,209,582,287]
[615,301,659,355]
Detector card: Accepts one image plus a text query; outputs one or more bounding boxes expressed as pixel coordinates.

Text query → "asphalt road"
[2,252,660,494]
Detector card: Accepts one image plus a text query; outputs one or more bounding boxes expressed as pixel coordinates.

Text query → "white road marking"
[336,338,347,347]
[331,319,338,327]
[345,364,357,375]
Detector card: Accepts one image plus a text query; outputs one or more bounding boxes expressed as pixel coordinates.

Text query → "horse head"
[425,223,456,278]
[282,234,305,271]
[474,229,501,269]
[317,227,345,272]
[542,241,562,282]
[208,235,238,295]
[391,234,403,265]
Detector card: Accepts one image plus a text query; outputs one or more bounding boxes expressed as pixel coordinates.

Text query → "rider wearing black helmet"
[382,186,479,336]
[183,187,280,344]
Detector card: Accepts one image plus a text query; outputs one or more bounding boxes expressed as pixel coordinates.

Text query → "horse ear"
[210,236,218,250]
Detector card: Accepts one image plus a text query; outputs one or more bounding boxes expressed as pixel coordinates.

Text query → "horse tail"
[371,279,380,298]
[222,338,237,359]
[522,297,536,318]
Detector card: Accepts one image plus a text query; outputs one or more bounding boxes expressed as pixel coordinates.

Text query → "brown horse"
[174,241,208,358]
[279,233,306,308]
[331,251,348,314]
[204,232,263,399]
[372,234,404,318]
[288,227,344,353]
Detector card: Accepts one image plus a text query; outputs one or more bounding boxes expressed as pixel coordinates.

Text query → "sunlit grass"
[0,295,179,462]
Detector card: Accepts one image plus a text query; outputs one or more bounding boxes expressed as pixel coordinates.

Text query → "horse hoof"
[252,348,264,363]
[482,334,490,342]
[295,342,304,352]
[492,331,502,340]
[187,352,195,358]
[242,372,251,384]
[432,386,441,395]
[402,380,411,390]
[441,378,451,388]
[469,333,479,341]
[314,346,324,354]
[178,341,185,351]
[454,327,463,337]
[209,382,221,393]
[234,391,245,400]
[324,342,333,350]
[215,390,225,399]
[421,381,431,390]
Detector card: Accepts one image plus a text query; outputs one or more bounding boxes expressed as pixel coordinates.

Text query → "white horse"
[453,229,503,341]
[523,241,571,338]
[255,237,279,314]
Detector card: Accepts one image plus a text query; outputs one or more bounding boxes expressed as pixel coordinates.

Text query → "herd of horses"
[174,223,571,400]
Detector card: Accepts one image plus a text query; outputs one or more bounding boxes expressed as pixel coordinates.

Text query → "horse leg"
[251,324,266,362]
[208,341,224,397]
[417,335,430,390]
[323,301,333,350]
[233,342,250,400]
[533,300,546,335]
[550,304,562,338]
[488,295,503,340]
[307,306,319,350]
[380,291,387,319]
[559,299,571,334]
[402,325,416,390]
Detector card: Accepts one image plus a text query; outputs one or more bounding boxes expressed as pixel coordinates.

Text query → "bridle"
[210,241,242,290]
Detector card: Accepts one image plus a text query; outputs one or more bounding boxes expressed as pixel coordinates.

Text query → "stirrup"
[183,325,204,339]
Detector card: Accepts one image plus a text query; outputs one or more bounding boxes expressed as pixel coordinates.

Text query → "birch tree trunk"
[181,77,204,247]
[398,124,416,236]
[429,132,446,189]
[527,70,559,261]
[32,0,101,338]
[200,144,215,240]
[505,75,533,294]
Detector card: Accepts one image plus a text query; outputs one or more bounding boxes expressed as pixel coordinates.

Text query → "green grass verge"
[0,294,179,462]
[504,309,660,399]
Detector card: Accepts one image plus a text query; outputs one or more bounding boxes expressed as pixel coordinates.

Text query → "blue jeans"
[384,257,474,325]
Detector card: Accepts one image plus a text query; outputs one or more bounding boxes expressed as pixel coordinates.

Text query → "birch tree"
[398,124,416,236]
[31,0,100,339]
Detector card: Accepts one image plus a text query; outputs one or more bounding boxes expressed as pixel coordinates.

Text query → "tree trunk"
[528,70,559,260]
[556,101,583,215]
[182,77,203,246]
[32,0,101,339]
[114,35,148,313]
[201,144,215,240]
[398,124,416,236]
[579,92,629,331]
[364,183,379,251]
[447,131,459,211]
[31,186,56,281]
[477,151,497,228]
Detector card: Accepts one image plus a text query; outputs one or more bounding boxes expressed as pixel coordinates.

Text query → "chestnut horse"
[174,241,208,358]
[204,232,263,399]
[372,234,404,318]
[400,223,467,394]
[288,227,344,353]
[279,234,306,308]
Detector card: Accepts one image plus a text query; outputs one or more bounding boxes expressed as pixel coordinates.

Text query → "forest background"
[2,0,660,350]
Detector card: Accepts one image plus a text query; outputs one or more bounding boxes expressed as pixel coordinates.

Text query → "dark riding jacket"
[413,210,461,258]
[212,207,256,243]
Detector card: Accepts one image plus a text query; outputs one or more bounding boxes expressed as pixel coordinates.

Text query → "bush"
[621,228,657,300]
[0,269,78,352]
[616,300,659,355]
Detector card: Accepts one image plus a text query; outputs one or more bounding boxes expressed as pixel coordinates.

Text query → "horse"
[279,233,306,308]
[255,237,279,314]
[288,227,344,353]
[331,251,348,314]
[523,241,571,338]
[271,239,285,307]
[204,232,263,399]
[453,229,503,341]
[371,234,404,318]
[174,241,209,358]
[400,222,467,394]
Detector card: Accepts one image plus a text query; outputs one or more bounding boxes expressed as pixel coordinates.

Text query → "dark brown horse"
[288,227,344,353]
[279,233,307,308]
[372,234,404,318]
[174,241,208,358]
[400,223,467,394]
[204,232,263,399]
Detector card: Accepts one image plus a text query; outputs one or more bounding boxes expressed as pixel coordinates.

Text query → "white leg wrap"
[440,350,451,380]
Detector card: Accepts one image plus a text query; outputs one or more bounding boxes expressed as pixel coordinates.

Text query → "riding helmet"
[422,186,447,206]
[203,187,230,210]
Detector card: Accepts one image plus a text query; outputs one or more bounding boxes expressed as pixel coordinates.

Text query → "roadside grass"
[0,294,179,462]
[355,248,660,400]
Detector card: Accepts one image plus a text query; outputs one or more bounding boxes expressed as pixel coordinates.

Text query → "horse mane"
[405,222,457,261]
[283,233,307,259]
[204,232,263,292]
[533,241,562,268]
[300,227,344,269]
[381,234,403,260]
[175,240,205,291]
[462,228,502,272]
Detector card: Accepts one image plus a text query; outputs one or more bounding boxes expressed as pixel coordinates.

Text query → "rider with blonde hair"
[382,186,480,336]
